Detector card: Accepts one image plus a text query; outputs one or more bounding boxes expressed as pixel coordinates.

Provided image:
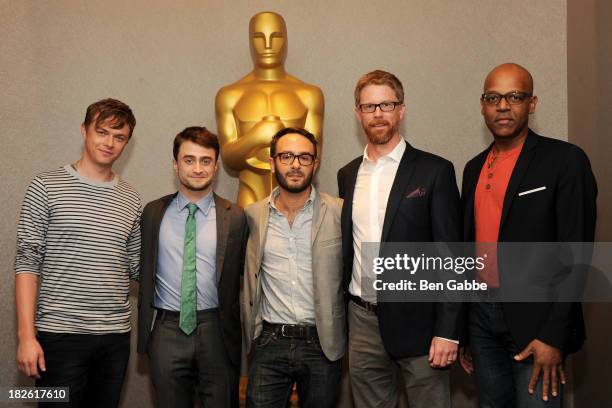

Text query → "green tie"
[179,203,198,335]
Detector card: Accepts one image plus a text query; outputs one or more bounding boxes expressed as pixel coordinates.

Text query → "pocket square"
[406,187,426,198]
[518,186,546,196]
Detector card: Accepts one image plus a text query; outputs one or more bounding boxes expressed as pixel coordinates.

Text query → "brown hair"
[83,98,136,137]
[354,70,404,106]
[173,126,220,160]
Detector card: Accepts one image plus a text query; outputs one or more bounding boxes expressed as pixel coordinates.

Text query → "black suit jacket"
[461,129,597,353]
[136,193,247,367]
[338,141,462,358]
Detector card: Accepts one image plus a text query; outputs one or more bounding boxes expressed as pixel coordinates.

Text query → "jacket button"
[249,301,253,306]
[255,273,258,278]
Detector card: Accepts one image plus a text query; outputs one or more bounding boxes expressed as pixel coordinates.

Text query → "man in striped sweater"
[14,98,141,407]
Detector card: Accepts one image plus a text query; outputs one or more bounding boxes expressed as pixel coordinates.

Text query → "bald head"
[484,63,533,94]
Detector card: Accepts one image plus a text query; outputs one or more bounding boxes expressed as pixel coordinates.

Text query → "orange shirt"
[474,142,524,286]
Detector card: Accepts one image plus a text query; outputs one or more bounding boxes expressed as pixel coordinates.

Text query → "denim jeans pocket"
[256,329,276,348]
[306,337,324,353]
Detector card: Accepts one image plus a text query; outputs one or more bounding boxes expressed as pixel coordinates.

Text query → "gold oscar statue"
[215,11,324,207]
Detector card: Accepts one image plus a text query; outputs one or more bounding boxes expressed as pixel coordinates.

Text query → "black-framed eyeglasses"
[358,101,403,113]
[274,152,316,166]
[481,91,532,106]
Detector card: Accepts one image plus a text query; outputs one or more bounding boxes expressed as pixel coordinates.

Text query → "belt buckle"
[281,324,289,337]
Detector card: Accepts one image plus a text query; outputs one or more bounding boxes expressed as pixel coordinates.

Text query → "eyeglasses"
[274,152,316,166]
[481,91,532,106]
[357,101,402,113]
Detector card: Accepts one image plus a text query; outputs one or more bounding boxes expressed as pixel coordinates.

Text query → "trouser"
[148,308,239,408]
[348,300,451,408]
[36,331,130,408]
[469,302,563,408]
[246,323,342,408]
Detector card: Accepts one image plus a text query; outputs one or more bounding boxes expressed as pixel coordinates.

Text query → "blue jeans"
[35,331,130,408]
[246,327,342,408]
[469,303,562,408]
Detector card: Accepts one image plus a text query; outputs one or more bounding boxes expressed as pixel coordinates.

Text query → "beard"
[275,168,313,193]
[364,119,399,145]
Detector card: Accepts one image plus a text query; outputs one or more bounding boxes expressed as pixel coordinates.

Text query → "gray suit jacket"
[137,192,247,367]
[243,190,346,361]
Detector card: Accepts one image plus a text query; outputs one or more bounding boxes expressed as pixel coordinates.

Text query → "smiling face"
[481,64,537,141]
[173,140,218,197]
[80,116,130,169]
[356,84,405,146]
[249,12,287,69]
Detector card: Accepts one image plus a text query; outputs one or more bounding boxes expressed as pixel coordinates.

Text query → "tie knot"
[187,203,198,216]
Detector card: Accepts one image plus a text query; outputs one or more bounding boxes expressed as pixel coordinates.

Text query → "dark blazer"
[461,129,597,353]
[136,193,247,367]
[338,141,462,358]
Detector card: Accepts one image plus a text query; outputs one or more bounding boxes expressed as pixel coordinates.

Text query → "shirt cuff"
[435,336,459,345]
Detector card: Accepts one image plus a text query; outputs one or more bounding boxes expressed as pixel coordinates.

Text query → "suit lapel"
[464,147,490,240]
[256,201,270,273]
[340,159,360,248]
[214,194,230,284]
[311,191,326,245]
[499,130,539,234]
[151,194,176,284]
[380,145,418,242]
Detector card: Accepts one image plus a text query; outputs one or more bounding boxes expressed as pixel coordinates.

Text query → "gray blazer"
[242,190,346,361]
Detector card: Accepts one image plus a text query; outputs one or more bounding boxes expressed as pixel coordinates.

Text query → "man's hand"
[429,337,458,368]
[459,347,474,374]
[514,339,565,401]
[17,336,45,379]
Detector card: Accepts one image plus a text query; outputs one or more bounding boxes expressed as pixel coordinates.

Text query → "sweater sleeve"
[15,176,49,276]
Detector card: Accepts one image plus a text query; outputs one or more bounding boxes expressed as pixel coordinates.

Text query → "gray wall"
[568,0,612,406]
[1,1,601,407]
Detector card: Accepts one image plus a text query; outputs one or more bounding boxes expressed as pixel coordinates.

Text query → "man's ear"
[528,96,538,114]
[398,103,406,120]
[269,156,276,174]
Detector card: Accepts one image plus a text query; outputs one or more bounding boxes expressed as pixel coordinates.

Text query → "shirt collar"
[176,191,215,216]
[268,185,316,212]
[363,137,406,164]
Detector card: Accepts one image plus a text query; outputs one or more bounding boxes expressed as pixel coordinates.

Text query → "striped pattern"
[15,166,141,334]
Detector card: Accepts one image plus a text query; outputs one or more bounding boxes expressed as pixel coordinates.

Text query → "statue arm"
[215,88,283,171]
[300,87,325,158]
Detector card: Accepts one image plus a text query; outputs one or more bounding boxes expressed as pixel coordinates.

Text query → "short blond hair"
[354,70,404,106]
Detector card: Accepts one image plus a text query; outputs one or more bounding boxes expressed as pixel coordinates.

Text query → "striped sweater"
[15,165,141,334]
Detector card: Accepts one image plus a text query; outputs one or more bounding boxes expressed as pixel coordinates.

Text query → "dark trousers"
[469,302,562,408]
[35,331,130,408]
[148,309,239,408]
[246,326,342,408]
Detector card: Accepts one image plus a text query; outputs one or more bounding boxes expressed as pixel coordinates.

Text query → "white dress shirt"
[350,138,406,302]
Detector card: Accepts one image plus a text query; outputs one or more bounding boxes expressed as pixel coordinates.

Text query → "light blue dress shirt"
[154,192,218,311]
[260,187,316,325]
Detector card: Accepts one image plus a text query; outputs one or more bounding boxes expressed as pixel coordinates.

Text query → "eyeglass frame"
[481,91,533,106]
[273,151,317,166]
[357,101,403,113]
